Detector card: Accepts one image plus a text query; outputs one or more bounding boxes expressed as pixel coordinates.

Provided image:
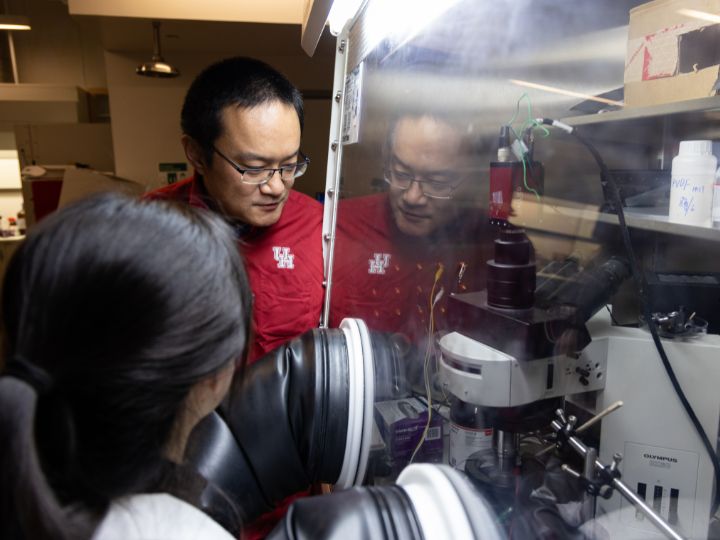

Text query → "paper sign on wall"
[342,62,364,146]
[158,162,188,185]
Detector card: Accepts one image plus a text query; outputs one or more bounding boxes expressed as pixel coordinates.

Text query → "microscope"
[437,220,720,539]
[437,227,633,529]
[440,229,627,466]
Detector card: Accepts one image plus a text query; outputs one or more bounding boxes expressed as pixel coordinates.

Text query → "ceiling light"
[136,21,179,79]
[0,15,30,31]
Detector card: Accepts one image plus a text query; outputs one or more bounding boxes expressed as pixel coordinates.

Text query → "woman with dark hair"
[0,194,252,539]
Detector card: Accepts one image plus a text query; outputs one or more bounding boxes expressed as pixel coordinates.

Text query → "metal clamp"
[536,401,623,458]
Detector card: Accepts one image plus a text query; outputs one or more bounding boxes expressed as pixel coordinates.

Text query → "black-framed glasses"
[383,167,463,200]
[213,146,310,186]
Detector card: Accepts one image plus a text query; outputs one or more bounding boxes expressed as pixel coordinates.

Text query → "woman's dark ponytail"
[0,374,91,539]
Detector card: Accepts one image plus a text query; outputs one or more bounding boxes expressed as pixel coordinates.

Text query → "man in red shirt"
[146,57,324,363]
[329,113,494,345]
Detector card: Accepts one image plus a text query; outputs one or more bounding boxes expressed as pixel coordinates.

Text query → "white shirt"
[92,493,234,540]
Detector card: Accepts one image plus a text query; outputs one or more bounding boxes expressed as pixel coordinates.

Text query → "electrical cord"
[409,264,444,464]
[535,117,720,516]
[505,93,549,200]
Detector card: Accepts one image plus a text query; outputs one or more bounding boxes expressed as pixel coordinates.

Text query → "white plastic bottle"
[669,140,717,227]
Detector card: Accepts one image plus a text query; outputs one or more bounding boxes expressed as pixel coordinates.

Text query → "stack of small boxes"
[374,397,443,474]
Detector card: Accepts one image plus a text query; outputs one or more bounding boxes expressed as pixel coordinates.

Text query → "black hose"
[224,329,350,505]
[185,327,412,524]
[538,118,720,516]
[185,329,351,523]
[265,465,506,540]
[265,485,423,540]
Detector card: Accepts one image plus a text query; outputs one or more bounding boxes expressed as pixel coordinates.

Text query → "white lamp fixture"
[0,15,30,31]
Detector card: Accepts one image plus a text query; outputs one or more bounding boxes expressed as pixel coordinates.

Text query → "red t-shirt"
[328,193,494,342]
[145,175,325,363]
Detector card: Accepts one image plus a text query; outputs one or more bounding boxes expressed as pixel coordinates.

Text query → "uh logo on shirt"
[272,246,295,269]
[368,253,391,275]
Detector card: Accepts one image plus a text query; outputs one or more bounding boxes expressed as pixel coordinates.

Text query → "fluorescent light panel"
[0,15,31,31]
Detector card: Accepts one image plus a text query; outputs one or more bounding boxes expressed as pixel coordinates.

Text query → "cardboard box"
[624,0,720,107]
[374,397,443,472]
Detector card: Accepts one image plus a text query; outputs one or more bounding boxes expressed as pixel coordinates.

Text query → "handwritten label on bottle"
[670,175,713,226]
[678,196,694,216]
[672,178,689,190]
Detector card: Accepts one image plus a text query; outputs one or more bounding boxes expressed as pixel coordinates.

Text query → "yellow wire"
[409,264,443,464]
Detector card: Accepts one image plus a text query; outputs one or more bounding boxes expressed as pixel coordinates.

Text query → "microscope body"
[440,291,604,410]
[438,227,616,416]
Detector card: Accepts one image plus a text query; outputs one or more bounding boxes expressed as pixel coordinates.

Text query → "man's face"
[202,100,301,227]
[387,116,467,237]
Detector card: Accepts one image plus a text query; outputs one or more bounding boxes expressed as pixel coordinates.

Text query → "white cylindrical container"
[448,400,493,471]
[669,140,717,227]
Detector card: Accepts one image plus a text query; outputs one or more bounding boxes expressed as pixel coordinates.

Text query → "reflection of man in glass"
[385,115,469,237]
[329,113,494,344]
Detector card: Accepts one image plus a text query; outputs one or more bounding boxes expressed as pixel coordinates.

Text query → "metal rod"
[576,401,623,434]
[7,31,18,83]
[582,446,597,521]
[151,21,162,60]
[319,37,349,327]
[567,435,588,457]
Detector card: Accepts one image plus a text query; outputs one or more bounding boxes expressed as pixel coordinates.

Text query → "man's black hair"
[181,56,304,163]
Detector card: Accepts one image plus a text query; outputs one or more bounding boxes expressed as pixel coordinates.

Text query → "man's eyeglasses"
[213,146,310,186]
[384,168,463,200]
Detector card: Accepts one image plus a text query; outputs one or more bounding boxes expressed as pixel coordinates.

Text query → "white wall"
[105,50,333,195]
[9,0,107,88]
[0,130,23,222]
[0,192,23,222]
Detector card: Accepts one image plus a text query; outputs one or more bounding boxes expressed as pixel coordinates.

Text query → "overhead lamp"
[136,21,179,79]
[0,15,30,31]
